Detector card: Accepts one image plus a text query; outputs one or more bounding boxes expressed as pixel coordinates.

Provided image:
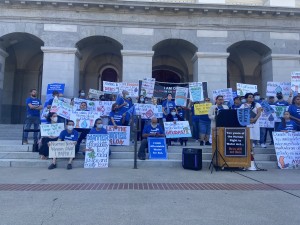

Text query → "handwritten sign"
[175,86,188,106]
[118,82,139,97]
[95,101,114,117]
[49,141,75,158]
[224,128,247,157]
[134,104,163,119]
[140,78,155,98]
[236,83,257,96]
[105,126,130,146]
[291,71,300,94]
[237,108,250,126]
[272,105,288,122]
[266,82,291,96]
[40,123,65,137]
[88,89,103,99]
[84,134,109,168]
[194,103,212,115]
[189,82,204,102]
[103,81,119,94]
[50,97,73,119]
[212,88,233,102]
[72,98,97,112]
[148,137,167,160]
[163,121,192,138]
[70,111,99,129]
[258,112,275,128]
[260,101,275,116]
[273,132,300,169]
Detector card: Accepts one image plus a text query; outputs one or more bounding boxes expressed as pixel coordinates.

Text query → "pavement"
[0,167,300,225]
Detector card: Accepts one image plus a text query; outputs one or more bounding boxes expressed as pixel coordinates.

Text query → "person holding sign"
[288,96,300,131]
[109,103,125,128]
[48,120,79,170]
[138,117,165,160]
[162,93,177,121]
[198,98,212,146]
[277,111,298,131]
[116,90,132,125]
[166,108,186,146]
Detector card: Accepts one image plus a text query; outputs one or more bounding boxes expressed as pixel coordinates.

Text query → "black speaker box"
[182,148,202,171]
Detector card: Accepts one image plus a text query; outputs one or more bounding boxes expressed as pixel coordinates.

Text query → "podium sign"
[224,128,247,157]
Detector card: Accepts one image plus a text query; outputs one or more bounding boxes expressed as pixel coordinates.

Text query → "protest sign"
[163,121,192,138]
[271,105,288,122]
[118,82,139,97]
[189,82,204,102]
[72,98,97,112]
[175,86,188,106]
[148,137,167,160]
[84,134,109,168]
[40,123,64,137]
[50,97,73,119]
[105,126,130,145]
[260,101,275,116]
[95,101,114,117]
[258,112,275,128]
[49,141,75,158]
[140,78,155,98]
[103,81,119,94]
[291,71,300,94]
[224,128,247,157]
[88,89,103,99]
[273,132,300,169]
[194,103,212,115]
[237,108,250,126]
[212,88,233,102]
[70,111,99,129]
[134,104,163,119]
[236,83,257,96]
[266,82,291,96]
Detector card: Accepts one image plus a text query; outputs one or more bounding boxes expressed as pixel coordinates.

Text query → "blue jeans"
[192,120,200,140]
[23,115,40,141]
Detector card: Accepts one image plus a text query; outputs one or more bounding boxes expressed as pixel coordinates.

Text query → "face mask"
[97,124,103,129]
[241,99,246,103]
[67,125,74,131]
[51,117,58,122]
[171,112,176,116]
[140,98,144,102]
[254,96,260,100]
[80,92,85,97]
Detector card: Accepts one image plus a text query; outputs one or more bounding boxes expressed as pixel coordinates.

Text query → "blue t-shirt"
[89,127,108,134]
[199,114,210,123]
[26,97,42,117]
[231,104,241,109]
[277,120,298,131]
[59,129,79,141]
[108,111,123,125]
[142,124,164,136]
[116,96,133,114]
[47,98,54,106]
[288,105,300,126]
[162,100,176,115]
[275,100,289,106]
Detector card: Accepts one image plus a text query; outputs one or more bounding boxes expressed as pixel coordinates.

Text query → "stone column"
[0,48,9,123]
[192,52,229,99]
[121,50,154,82]
[41,47,81,101]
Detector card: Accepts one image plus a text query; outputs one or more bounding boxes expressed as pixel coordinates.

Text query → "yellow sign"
[194,103,212,115]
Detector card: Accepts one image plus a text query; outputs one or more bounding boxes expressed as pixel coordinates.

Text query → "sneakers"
[67,164,72,170]
[261,143,267,148]
[200,141,204,146]
[205,141,211,146]
[48,163,56,170]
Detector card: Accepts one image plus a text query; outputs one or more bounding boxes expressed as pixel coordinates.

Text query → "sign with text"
[84,134,109,168]
[212,88,233,102]
[88,89,103,99]
[163,121,192,138]
[236,83,257,96]
[105,125,130,146]
[266,82,291,96]
[40,123,65,137]
[70,111,99,129]
[237,108,250,126]
[148,137,168,160]
[134,104,163,119]
[189,82,204,102]
[49,141,75,158]
[175,86,188,106]
[224,128,247,157]
[291,71,300,94]
[194,103,212,115]
[258,112,275,128]
[140,78,155,98]
[50,97,73,119]
[103,81,119,94]
[95,101,114,117]
[273,132,300,169]
[272,105,288,122]
[260,101,275,116]
[118,82,139,97]
[72,98,97,112]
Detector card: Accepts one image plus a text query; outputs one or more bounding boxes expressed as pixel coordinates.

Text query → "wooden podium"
[212,127,251,168]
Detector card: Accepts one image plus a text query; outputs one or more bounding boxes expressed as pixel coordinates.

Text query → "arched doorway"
[0,32,44,124]
[152,39,197,83]
[76,36,122,93]
[227,41,271,95]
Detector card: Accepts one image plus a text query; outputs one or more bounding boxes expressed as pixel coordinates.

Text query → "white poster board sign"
[134,104,163,119]
[237,83,257,96]
[88,89,103,99]
[69,111,99,129]
[118,82,139,97]
[105,126,130,146]
[40,123,65,137]
[291,71,300,94]
[49,141,75,158]
[50,97,73,119]
[175,86,188,106]
[163,121,192,138]
[266,82,291,96]
[189,82,204,102]
[103,81,119,94]
[212,88,233,102]
[141,78,155,98]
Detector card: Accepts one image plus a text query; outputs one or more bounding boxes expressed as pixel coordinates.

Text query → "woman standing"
[288,95,300,130]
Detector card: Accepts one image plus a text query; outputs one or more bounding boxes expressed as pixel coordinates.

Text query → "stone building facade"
[0,0,300,123]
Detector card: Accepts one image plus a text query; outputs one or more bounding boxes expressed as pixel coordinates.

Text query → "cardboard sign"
[291,71,300,94]
[118,82,139,97]
[49,141,75,158]
[88,89,103,99]
[103,81,119,94]
[189,82,204,102]
[236,83,257,96]
[84,134,109,168]
[70,111,99,129]
[134,104,163,119]
[163,121,192,138]
[105,125,130,146]
[266,82,291,96]
[50,97,73,119]
[40,123,65,137]
[175,86,188,106]
[140,78,155,98]
[212,88,233,102]
[224,128,247,157]
[148,137,167,160]
[194,103,212,115]
[273,132,300,169]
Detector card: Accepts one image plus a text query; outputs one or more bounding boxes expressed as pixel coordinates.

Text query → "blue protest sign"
[260,101,275,116]
[148,137,167,160]
[237,108,250,126]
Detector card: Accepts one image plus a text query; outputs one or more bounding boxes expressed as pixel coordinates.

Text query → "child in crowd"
[277,111,298,131]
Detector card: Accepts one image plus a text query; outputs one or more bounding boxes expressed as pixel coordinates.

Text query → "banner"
[224,128,247,157]
[84,134,109,168]
[236,83,257,96]
[163,121,192,138]
[266,82,291,96]
[50,97,73,119]
[40,123,65,137]
[118,82,139,97]
[148,137,167,160]
[273,132,300,169]
[49,141,75,158]
[70,111,99,129]
[134,103,163,119]
[237,108,250,126]
[194,103,212,115]
[291,71,300,94]
[212,88,233,102]
[175,86,188,106]
[189,82,204,102]
[103,81,119,94]
[140,78,155,98]
[105,126,130,145]
[88,89,103,99]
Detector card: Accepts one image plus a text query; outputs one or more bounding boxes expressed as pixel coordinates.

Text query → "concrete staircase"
[0,124,278,169]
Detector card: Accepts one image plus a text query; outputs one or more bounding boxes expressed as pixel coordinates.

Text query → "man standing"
[23,89,42,144]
